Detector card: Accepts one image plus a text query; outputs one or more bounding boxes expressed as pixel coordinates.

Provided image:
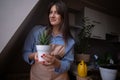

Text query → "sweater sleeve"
[23,25,46,65]
[55,39,75,73]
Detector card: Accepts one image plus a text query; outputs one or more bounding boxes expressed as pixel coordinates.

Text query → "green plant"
[75,17,95,54]
[97,53,114,66]
[37,30,50,45]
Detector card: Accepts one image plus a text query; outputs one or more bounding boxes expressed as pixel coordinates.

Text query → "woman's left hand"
[41,54,60,68]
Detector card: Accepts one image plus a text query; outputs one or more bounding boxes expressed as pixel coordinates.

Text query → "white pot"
[99,67,117,80]
[36,45,50,61]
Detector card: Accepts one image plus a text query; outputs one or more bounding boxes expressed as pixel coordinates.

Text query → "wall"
[0,0,39,53]
[0,0,52,79]
[0,0,51,79]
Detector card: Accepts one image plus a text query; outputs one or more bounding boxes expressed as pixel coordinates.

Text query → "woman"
[23,0,75,80]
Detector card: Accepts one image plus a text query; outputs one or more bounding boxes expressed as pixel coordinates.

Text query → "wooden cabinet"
[68,7,120,41]
[106,15,120,34]
[69,12,76,26]
[84,7,107,40]
[84,7,120,40]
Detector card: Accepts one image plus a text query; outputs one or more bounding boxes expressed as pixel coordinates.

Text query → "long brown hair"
[47,0,71,44]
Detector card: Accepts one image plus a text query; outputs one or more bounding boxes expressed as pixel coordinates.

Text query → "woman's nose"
[50,13,55,17]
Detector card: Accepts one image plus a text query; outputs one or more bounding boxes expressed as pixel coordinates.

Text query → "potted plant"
[36,30,51,61]
[74,17,95,63]
[97,53,118,80]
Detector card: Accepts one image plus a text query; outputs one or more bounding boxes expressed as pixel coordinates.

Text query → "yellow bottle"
[77,60,87,77]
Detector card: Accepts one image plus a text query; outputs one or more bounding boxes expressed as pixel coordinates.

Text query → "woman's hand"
[29,52,61,69]
[41,54,60,68]
[28,52,39,63]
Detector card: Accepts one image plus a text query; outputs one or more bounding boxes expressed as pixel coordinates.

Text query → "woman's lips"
[50,19,56,22]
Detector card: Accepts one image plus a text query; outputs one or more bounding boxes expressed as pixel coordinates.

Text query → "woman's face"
[49,5,62,27]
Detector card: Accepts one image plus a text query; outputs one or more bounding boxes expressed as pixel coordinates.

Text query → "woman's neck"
[52,27,61,36]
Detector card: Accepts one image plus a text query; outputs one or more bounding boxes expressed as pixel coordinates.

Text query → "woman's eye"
[49,11,58,15]
[49,11,52,14]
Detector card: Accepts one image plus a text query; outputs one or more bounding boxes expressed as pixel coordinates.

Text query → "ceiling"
[65,0,120,17]
[85,0,120,17]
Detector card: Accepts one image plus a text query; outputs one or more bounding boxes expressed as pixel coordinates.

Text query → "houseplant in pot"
[74,17,95,63]
[97,53,118,80]
[36,30,51,61]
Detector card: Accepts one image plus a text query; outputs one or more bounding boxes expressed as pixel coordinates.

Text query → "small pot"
[99,66,117,80]
[36,45,51,61]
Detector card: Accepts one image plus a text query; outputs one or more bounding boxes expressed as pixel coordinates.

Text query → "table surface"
[69,64,120,80]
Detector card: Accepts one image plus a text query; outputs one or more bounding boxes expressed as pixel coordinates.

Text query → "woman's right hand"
[29,52,39,63]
